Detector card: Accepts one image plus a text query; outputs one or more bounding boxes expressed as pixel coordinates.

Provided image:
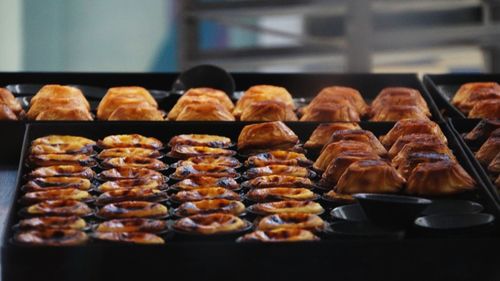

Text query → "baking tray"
[0,72,444,122]
[2,120,499,281]
[448,118,500,203]
[423,73,500,119]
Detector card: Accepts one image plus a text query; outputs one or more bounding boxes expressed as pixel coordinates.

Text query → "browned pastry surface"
[388,134,443,158]
[176,102,235,121]
[23,177,92,192]
[326,129,387,156]
[169,145,236,159]
[173,164,238,179]
[27,165,95,179]
[488,152,500,173]
[304,122,361,149]
[167,87,234,120]
[392,142,455,169]
[176,156,240,168]
[97,147,162,159]
[305,86,367,115]
[96,188,167,205]
[320,151,381,187]
[370,87,429,116]
[468,99,500,119]
[26,199,93,217]
[169,134,232,148]
[464,119,500,144]
[0,87,23,114]
[396,152,453,179]
[379,119,447,148]
[98,134,163,150]
[21,188,91,205]
[32,135,95,147]
[370,105,429,122]
[174,213,247,235]
[476,132,500,165]
[15,229,88,246]
[97,86,158,120]
[300,104,360,122]
[237,121,299,153]
[246,187,316,202]
[97,167,166,183]
[175,199,245,217]
[241,175,315,189]
[240,100,297,121]
[18,216,87,230]
[244,165,314,179]
[35,108,93,121]
[28,154,96,167]
[97,179,165,193]
[101,156,167,171]
[91,232,164,244]
[95,218,167,233]
[256,213,325,232]
[28,85,92,120]
[239,228,318,242]
[313,140,374,172]
[452,82,500,114]
[249,200,324,215]
[171,187,240,203]
[245,150,312,167]
[233,85,295,118]
[97,201,168,219]
[30,143,94,155]
[170,176,239,191]
[107,104,164,121]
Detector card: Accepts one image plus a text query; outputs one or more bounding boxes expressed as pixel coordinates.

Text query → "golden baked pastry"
[171,187,240,203]
[379,120,447,148]
[98,134,163,150]
[326,129,387,156]
[468,99,500,119]
[176,102,235,121]
[245,187,316,202]
[388,134,443,158]
[245,150,312,167]
[370,105,429,122]
[23,177,92,192]
[0,103,18,120]
[304,122,361,149]
[488,152,500,173]
[392,142,455,169]
[97,147,162,160]
[14,229,88,246]
[452,82,500,114]
[172,164,239,179]
[26,200,93,217]
[27,165,95,179]
[320,151,381,187]
[101,156,167,171]
[371,87,430,116]
[97,167,166,183]
[170,176,239,191]
[173,213,248,235]
[28,154,97,167]
[32,135,96,147]
[244,165,314,179]
[313,140,373,172]
[97,86,158,120]
[0,87,23,117]
[17,216,87,230]
[96,188,168,206]
[91,232,164,244]
[174,199,246,217]
[97,201,168,219]
[335,159,405,194]
[233,85,295,118]
[96,179,165,193]
[169,134,232,148]
[21,188,92,205]
[407,161,476,195]
[396,152,453,179]
[107,104,164,121]
[240,175,315,189]
[256,213,325,232]
[175,156,240,168]
[249,200,324,215]
[300,104,360,122]
[476,133,500,165]
[28,85,92,120]
[169,145,236,159]
[30,143,94,155]
[95,218,168,233]
[239,228,318,242]
[305,86,367,115]
[167,87,234,120]
[240,100,298,121]
[237,121,299,154]
[464,119,500,144]
[322,190,356,204]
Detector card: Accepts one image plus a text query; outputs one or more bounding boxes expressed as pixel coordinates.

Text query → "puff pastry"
[452,82,500,114]
[96,188,167,206]
[21,188,91,205]
[245,187,316,202]
[335,159,405,194]
[468,99,500,119]
[28,85,92,120]
[97,167,166,183]
[406,161,476,195]
[326,129,387,156]
[476,133,500,165]
[97,86,159,120]
[171,187,240,203]
[239,228,318,242]
[371,87,430,116]
[388,134,443,158]
[240,175,315,189]
[15,229,88,246]
[28,154,97,167]
[32,135,96,147]
[175,156,240,168]
[245,150,312,167]
[488,152,500,173]
[396,152,453,179]
[97,147,162,159]
[98,134,163,150]
[0,103,18,120]
[256,213,325,232]
[320,151,381,187]
[300,104,360,122]
[23,177,92,192]
[35,108,93,121]
[313,140,374,171]
[464,119,500,145]
[91,232,164,244]
[97,201,168,219]
[380,120,447,148]
[30,143,94,155]
[244,165,315,179]
[17,216,87,231]
[170,176,239,191]
[174,199,245,217]
[95,218,168,233]
[167,87,234,120]
[233,85,295,118]
[249,200,324,215]
[27,165,95,179]
[237,121,299,154]
[0,87,23,117]
[305,86,367,115]
[96,179,165,193]
[101,156,167,171]
[176,102,235,121]
[392,142,455,169]
[370,105,429,122]
[169,145,236,159]
[173,213,247,235]
[240,100,297,121]
[107,104,164,121]
[304,122,361,149]
[26,200,93,217]
[172,164,238,179]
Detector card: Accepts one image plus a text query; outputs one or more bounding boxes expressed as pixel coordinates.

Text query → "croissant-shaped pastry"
[107,104,164,121]
[233,85,295,118]
[476,134,500,165]
[240,175,315,189]
[452,82,500,114]
[406,161,476,195]
[371,87,430,116]
[396,152,453,179]
[335,159,405,194]
[464,119,500,145]
[97,87,158,120]
[488,152,500,173]
[388,134,443,158]
[468,99,500,119]
[176,102,235,121]
[313,140,374,171]
[392,142,455,169]
[300,104,360,122]
[240,100,297,121]
[303,122,361,149]
[245,150,312,167]
[380,120,447,148]
[98,134,163,150]
[169,134,232,148]
[320,151,381,187]
[306,86,367,115]
[326,129,387,156]
[237,121,299,154]
[32,135,95,147]
[370,105,429,122]
[0,87,23,115]
[244,165,315,179]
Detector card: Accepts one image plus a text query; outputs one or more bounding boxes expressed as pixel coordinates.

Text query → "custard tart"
[97,147,162,160]
[248,200,324,215]
[23,177,92,192]
[25,200,93,217]
[29,154,97,167]
[101,156,167,171]
[172,164,239,179]
[171,187,241,203]
[169,145,236,159]
[20,188,92,205]
[98,134,163,150]
[238,228,318,242]
[169,134,232,148]
[96,188,168,206]
[245,150,312,167]
[245,188,317,202]
[174,156,240,168]
[170,176,239,191]
[97,167,166,183]
[27,165,95,180]
[17,216,87,231]
[256,213,325,232]
[32,135,95,147]
[244,165,315,179]
[96,179,166,193]
[240,175,315,189]
[91,231,164,244]
[95,218,168,233]
[15,229,89,246]
[173,213,248,235]
[174,199,246,217]
[97,201,168,219]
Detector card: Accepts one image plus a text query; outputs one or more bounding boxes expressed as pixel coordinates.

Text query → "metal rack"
[177,0,500,72]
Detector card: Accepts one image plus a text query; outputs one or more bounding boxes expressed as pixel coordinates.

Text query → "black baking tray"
[448,118,500,203]
[0,72,444,122]
[423,73,500,119]
[2,120,499,281]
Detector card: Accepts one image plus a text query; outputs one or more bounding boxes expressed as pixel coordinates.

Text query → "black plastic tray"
[448,118,500,203]
[2,120,499,281]
[0,72,444,122]
[423,73,500,119]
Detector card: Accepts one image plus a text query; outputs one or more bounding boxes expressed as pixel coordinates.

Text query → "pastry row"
[452,82,500,119]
